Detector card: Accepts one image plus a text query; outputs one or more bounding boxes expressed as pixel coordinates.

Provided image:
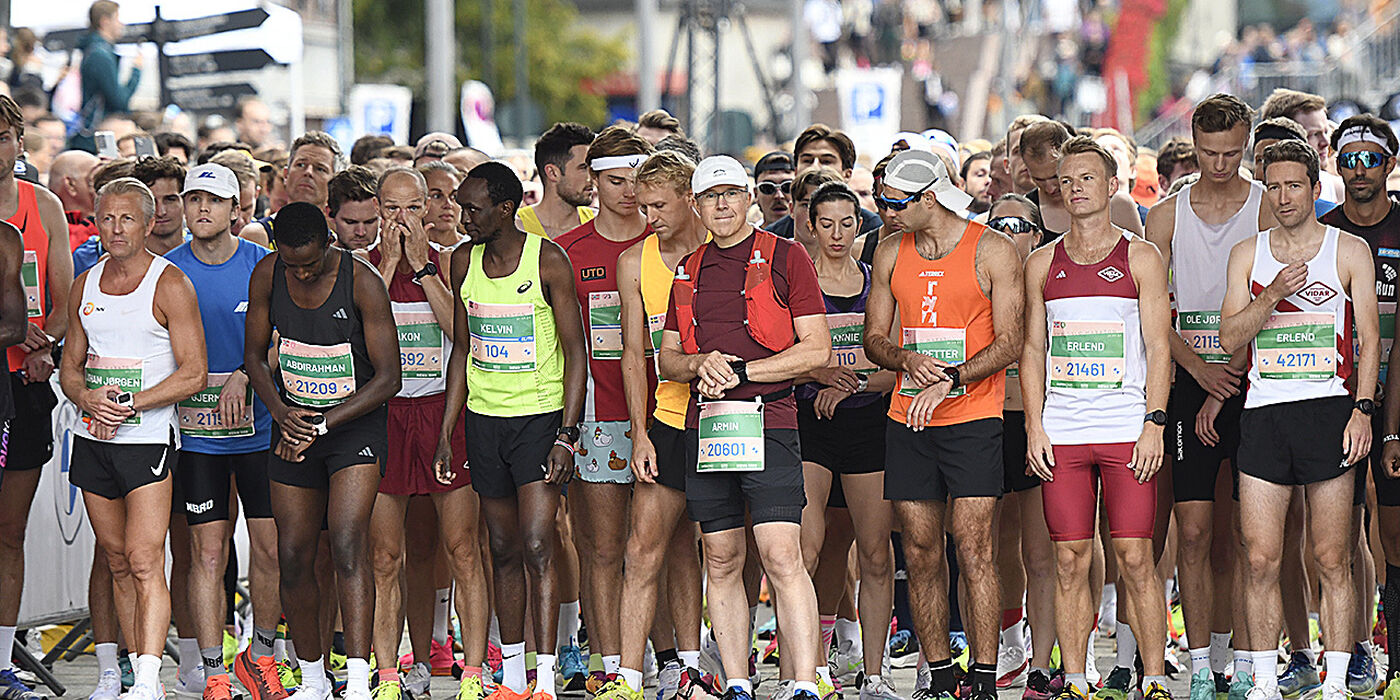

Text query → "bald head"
[49,150,100,215]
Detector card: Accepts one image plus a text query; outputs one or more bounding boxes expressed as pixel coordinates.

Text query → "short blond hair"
[635,150,696,196]
[96,177,155,224]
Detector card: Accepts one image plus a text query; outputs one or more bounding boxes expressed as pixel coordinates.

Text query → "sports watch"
[1355,399,1376,416]
[307,413,328,436]
[557,425,581,444]
[413,261,439,282]
[1144,410,1168,426]
[729,359,749,384]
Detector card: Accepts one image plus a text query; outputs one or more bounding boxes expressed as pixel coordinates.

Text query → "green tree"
[354,0,629,127]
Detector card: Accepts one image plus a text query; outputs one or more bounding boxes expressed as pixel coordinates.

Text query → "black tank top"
[269,248,375,405]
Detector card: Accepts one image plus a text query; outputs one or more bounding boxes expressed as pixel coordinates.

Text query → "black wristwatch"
[1355,399,1377,416]
[944,365,962,390]
[729,359,749,384]
[557,425,580,444]
[413,261,439,281]
[1144,410,1168,426]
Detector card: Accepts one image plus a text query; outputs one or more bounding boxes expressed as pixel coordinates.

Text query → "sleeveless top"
[368,246,452,399]
[1041,235,1147,444]
[797,262,883,409]
[270,249,375,409]
[640,234,685,430]
[1320,198,1400,387]
[4,180,49,371]
[518,204,597,238]
[1170,181,1264,364]
[77,256,179,445]
[1244,227,1353,409]
[887,222,1004,427]
[461,234,565,417]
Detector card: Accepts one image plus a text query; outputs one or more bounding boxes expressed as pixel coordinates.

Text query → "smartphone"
[115,391,133,407]
[95,130,118,159]
[133,135,157,159]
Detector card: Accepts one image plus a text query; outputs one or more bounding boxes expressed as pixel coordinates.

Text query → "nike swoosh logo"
[151,449,167,477]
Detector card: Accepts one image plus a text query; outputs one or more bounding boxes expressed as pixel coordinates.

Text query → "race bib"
[84,354,142,426]
[279,338,356,407]
[178,372,254,438]
[1255,312,1336,380]
[697,400,765,472]
[395,308,445,379]
[588,291,623,360]
[1049,320,1126,390]
[468,300,536,372]
[899,327,965,398]
[827,312,876,374]
[1178,310,1229,363]
[21,250,40,318]
[647,312,666,359]
[1353,301,1395,386]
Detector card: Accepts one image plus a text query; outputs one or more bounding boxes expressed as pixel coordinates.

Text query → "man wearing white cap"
[163,164,283,700]
[863,149,1023,700]
[656,155,831,700]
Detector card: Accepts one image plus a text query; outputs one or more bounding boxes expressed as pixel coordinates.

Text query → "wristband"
[553,438,576,454]
[1385,434,1400,443]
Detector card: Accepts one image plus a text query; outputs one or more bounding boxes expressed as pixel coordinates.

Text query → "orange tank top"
[4,181,48,370]
[887,221,1004,427]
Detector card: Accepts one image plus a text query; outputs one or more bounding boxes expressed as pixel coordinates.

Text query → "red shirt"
[556,219,652,422]
[664,230,825,429]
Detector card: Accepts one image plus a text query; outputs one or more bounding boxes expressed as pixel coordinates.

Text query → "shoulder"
[156,261,196,296]
[538,236,572,270]
[1025,242,1055,273]
[1337,229,1374,258]
[1228,232,1261,260]
[618,237,646,268]
[555,220,594,249]
[1144,193,1178,230]
[1127,237,1166,267]
[975,223,1019,257]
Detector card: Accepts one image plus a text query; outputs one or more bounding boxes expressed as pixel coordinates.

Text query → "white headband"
[590,154,647,171]
[1336,125,1395,157]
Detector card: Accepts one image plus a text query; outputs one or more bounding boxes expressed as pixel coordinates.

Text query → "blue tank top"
[796,262,883,409]
[165,238,275,454]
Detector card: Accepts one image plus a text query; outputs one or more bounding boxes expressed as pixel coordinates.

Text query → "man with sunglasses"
[755,151,796,228]
[864,149,1023,700]
[1328,115,1400,700]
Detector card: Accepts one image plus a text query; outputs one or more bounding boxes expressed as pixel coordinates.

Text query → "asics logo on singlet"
[517,281,533,294]
[332,307,348,319]
[1097,266,1125,283]
[1297,281,1338,306]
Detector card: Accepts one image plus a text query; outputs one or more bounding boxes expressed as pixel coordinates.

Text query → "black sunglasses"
[986,216,1041,236]
[875,184,931,211]
[756,180,793,196]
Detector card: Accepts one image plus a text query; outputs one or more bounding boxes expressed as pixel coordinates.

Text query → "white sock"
[1100,584,1118,610]
[1143,675,1169,689]
[1322,651,1350,690]
[865,674,882,687]
[489,615,503,648]
[1251,651,1277,692]
[502,642,527,693]
[727,679,753,694]
[835,618,861,649]
[1115,624,1137,669]
[536,654,556,696]
[1190,647,1210,675]
[178,638,202,677]
[96,642,119,674]
[621,668,645,692]
[557,602,580,649]
[1066,673,1090,695]
[603,655,621,675]
[135,654,162,689]
[346,658,370,696]
[434,588,453,646]
[1164,578,1175,606]
[1002,618,1025,652]
[299,657,328,692]
[0,627,14,671]
[817,665,832,684]
[1209,633,1231,675]
[283,640,296,664]
[680,650,701,669]
[1233,650,1253,679]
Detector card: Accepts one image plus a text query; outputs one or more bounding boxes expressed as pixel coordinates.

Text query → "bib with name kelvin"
[468,300,537,373]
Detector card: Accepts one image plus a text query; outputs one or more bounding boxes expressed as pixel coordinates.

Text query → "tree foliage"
[353,0,629,126]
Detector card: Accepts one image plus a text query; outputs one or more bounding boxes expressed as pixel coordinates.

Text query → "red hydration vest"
[673,229,796,355]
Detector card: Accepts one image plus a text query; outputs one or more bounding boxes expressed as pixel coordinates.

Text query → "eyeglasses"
[756,180,793,197]
[986,216,1042,237]
[696,188,748,206]
[875,184,930,211]
[1338,150,1389,169]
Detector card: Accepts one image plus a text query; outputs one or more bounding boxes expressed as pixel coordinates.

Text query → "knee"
[371,540,404,577]
[1054,544,1091,583]
[103,547,133,578]
[1113,542,1153,576]
[955,538,995,575]
[192,536,228,577]
[1313,547,1351,581]
[522,530,554,573]
[1023,542,1055,580]
[857,545,893,581]
[1244,545,1281,582]
[1176,518,1212,558]
[442,533,481,570]
[703,547,745,582]
[124,545,164,582]
[900,531,944,569]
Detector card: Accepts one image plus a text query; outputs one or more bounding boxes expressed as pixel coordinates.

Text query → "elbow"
[0,321,25,348]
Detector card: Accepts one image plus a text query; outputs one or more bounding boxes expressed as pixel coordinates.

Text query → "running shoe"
[1143,681,1173,700]
[719,686,755,700]
[329,670,348,699]
[858,676,903,700]
[1096,667,1134,700]
[176,666,207,698]
[913,667,931,696]
[757,619,778,641]
[431,641,457,677]
[968,690,997,700]
[830,642,864,683]
[120,655,135,691]
[762,639,779,666]
[1383,677,1400,700]
[700,638,724,680]
[949,634,968,664]
[225,632,241,669]
[1164,649,1185,678]
[1024,670,1054,700]
[795,689,822,700]
[405,663,432,699]
[126,684,169,700]
[676,669,722,700]
[1241,683,1280,700]
[1319,685,1350,700]
[886,632,920,670]
[816,674,839,700]
[237,649,292,700]
[594,678,642,700]
[1278,652,1321,698]
[768,682,794,700]
[1349,643,1379,696]
[372,682,403,700]
[1086,652,1101,688]
[1228,675,1255,700]
[1216,672,1231,700]
[484,686,531,700]
[998,641,1029,689]
[559,644,587,692]
[750,651,761,688]
[1055,685,1088,700]
[89,670,122,700]
[587,672,615,696]
[0,670,46,700]
[456,676,487,700]
[330,654,349,673]
[1191,669,1216,700]
[657,660,684,700]
[908,690,952,700]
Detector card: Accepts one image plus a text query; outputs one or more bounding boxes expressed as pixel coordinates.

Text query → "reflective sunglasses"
[986,216,1041,236]
[1338,150,1389,169]
[875,184,931,211]
[756,180,793,196]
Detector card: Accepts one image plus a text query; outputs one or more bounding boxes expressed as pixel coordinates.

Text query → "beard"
[560,185,593,208]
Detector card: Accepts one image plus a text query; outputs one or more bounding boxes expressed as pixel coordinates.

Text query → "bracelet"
[1385,434,1400,443]
[553,439,576,454]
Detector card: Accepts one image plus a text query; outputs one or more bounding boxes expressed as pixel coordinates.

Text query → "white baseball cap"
[883,150,973,213]
[691,155,749,194]
[181,163,240,200]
